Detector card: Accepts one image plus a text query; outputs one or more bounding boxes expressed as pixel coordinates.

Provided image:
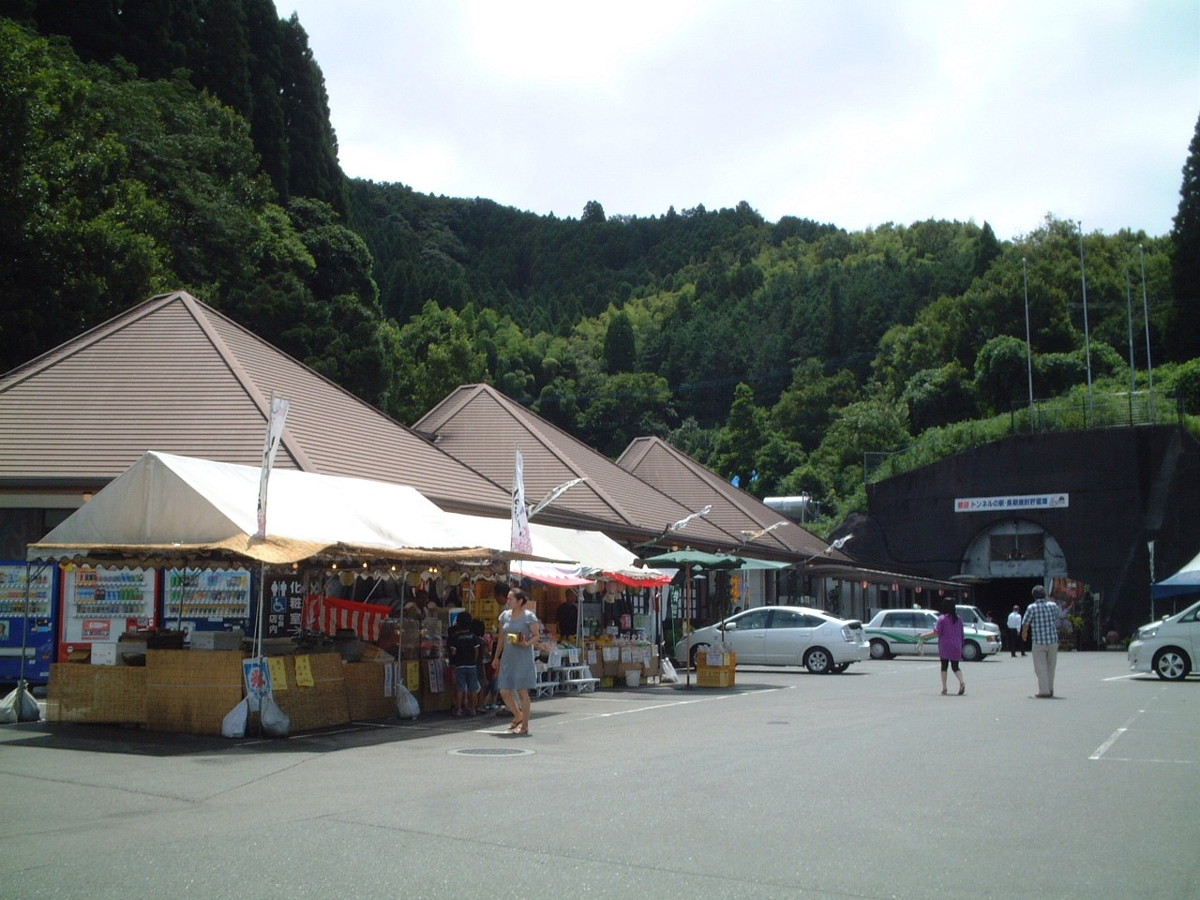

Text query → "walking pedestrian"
[496,586,541,735]
[920,606,966,695]
[1007,604,1026,656]
[1021,585,1060,698]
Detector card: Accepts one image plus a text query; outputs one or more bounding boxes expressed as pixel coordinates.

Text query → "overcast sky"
[283,1,1197,240]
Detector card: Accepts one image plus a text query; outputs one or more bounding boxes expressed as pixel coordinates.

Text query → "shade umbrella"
[642,549,744,570]
[642,549,744,686]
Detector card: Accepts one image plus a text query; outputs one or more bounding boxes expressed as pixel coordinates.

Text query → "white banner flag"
[256,395,290,538]
[511,449,533,554]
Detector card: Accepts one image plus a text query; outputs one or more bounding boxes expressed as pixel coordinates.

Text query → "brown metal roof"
[414,384,746,551]
[618,436,848,563]
[0,291,510,515]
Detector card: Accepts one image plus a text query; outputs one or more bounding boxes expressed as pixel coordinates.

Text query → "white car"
[864,608,1001,661]
[1127,599,1200,681]
[673,605,869,674]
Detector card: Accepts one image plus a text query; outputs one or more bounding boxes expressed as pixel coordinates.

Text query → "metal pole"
[1125,270,1137,421]
[1139,244,1154,403]
[1079,222,1094,425]
[1022,257,1035,428]
[1148,540,1156,623]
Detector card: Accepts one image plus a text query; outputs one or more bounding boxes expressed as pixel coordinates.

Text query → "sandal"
[940,688,947,695]
[958,684,965,695]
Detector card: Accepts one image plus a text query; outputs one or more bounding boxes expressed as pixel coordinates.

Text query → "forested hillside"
[3,5,1198,528]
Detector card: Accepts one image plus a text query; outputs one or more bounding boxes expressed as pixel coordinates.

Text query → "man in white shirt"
[1007,604,1025,657]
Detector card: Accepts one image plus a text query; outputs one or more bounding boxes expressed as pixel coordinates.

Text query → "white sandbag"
[0,684,41,723]
[260,694,291,738]
[660,656,679,684]
[221,698,248,738]
[396,684,420,719]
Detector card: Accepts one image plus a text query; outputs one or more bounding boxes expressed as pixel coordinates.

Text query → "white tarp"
[28,451,520,565]
[440,512,668,586]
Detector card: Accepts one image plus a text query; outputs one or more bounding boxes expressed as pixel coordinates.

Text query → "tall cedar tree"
[1168,112,1200,361]
[18,0,346,213]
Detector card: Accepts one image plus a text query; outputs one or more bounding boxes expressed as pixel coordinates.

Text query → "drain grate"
[448,747,535,757]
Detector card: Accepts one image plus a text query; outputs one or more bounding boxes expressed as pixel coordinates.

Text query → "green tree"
[770,360,860,451]
[974,335,1031,413]
[902,361,978,432]
[581,200,606,223]
[576,372,675,457]
[712,383,766,490]
[603,309,636,373]
[1167,111,1200,361]
[387,302,488,422]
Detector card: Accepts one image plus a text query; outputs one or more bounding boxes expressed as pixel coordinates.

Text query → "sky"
[283,1,1198,240]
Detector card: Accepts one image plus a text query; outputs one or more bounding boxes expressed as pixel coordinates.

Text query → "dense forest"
[2,4,1199,528]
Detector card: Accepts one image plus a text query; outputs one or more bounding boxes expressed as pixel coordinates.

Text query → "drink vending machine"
[0,561,59,684]
[58,565,157,662]
[163,567,254,643]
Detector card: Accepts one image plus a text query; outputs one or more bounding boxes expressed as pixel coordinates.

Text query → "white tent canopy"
[28,451,523,565]
[1152,548,1200,602]
[441,513,669,587]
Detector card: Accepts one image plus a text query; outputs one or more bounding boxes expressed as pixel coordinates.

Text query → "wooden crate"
[695,666,736,688]
[146,650,244,735]
[271,653,350,731]
[46,664,148,724]
[343,662,397,719]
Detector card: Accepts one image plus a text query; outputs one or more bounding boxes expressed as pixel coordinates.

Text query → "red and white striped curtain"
[304,594,390,641]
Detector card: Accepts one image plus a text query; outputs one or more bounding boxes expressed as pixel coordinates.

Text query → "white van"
[956,604,1001,636]
[1127,599,1200,681]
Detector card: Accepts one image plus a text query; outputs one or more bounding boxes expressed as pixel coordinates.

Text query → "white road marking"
[1090,709,1145,760]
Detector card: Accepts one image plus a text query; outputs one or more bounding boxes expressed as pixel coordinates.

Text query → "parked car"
[1127,599,1200,681]
[673,605,869,674]
[956,604,1001,635]
[863,608,1001,661]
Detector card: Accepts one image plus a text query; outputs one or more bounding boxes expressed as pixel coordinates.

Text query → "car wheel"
[869,639,891,660]
[804,647,833,674]
[1152,647,1191,681]
[961,640,981,662]
[688,643,709,668]
[832,663,850,674]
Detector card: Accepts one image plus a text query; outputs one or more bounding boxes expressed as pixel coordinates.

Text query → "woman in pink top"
[921,607,965,695]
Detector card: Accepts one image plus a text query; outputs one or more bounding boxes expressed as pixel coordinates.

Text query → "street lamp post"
[1023,257,1035,428]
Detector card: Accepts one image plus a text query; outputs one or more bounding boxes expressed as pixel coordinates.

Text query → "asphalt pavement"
[1,651,1196,899]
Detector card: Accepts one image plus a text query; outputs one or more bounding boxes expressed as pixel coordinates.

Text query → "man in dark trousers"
[1007,604,1026,656]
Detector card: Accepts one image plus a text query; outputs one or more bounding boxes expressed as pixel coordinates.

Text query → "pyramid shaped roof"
[618,436,846,562]
[0,291,509,515]
[414,384,745,551]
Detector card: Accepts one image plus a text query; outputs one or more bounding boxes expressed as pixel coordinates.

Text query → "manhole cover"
[448,747,535,757]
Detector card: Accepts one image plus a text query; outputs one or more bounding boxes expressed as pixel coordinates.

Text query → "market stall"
[27,451,536,734]
[446,512,673,688]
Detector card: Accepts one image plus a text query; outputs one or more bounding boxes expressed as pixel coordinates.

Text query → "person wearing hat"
[1021,585,1060,697]
[1007,603,1026,657]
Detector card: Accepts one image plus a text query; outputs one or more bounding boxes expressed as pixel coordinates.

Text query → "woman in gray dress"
[496,587,541,735]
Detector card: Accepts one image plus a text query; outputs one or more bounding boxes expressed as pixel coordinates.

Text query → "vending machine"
[59,565,157,661]
[0,561,59,684]
[163,567,254,644]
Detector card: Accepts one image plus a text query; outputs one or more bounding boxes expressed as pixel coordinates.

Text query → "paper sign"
[267,656,288,690]
[294,654,314,687]
[404,661,420,690]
